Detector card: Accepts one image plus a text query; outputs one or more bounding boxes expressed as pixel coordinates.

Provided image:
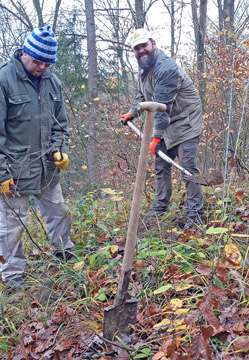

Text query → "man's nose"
[38,63,46,69]
[137,46,145,54]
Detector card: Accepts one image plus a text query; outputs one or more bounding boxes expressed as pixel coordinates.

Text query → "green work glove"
[0,178,14,195]
[53,152,69,170]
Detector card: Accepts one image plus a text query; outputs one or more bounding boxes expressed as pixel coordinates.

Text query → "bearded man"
[121,28,203,231]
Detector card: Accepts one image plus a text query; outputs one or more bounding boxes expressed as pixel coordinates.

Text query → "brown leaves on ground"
[2,185,249,359]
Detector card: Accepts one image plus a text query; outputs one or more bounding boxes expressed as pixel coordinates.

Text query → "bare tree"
[85,0,98,186]
[191,0,207,102]
[0,0,63,32]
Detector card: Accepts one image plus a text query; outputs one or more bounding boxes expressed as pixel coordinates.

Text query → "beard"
[136,48,155,70]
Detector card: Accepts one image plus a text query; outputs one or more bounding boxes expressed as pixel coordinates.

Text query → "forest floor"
[0,182,248,360]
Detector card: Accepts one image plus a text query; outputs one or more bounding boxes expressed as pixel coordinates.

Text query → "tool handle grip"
[137,101,167,112]
[157,150,192,177]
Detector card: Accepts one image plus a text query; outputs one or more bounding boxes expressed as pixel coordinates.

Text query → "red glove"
[121,113,134,126]
[150,137,161,155]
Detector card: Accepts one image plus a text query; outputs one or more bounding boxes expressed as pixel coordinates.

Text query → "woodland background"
[0,0,248,359]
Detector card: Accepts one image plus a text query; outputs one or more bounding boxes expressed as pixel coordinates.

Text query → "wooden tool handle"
[114,109,154,305]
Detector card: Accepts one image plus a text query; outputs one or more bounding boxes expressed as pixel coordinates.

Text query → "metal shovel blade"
[103,299,138,341]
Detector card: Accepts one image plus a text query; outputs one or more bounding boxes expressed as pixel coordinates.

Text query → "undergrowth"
[0,182,248,359]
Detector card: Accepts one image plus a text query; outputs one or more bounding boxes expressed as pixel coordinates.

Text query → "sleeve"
[152,58,179,137]
[0,84,12,182]
[49,76,70,157]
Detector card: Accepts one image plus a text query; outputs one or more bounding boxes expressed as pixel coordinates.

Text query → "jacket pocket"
[49,92,61,108]
[48,92,61,119]
[7,94,31,121]
[50,92,61,102]
[6,145,31,179]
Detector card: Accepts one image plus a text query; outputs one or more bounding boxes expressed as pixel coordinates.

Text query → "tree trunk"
[32,0,44,27]
[171,0,175,58]
[191,0,207,103]
[135,0,145,28]
[85,0,98,186]
[224,0,235,47]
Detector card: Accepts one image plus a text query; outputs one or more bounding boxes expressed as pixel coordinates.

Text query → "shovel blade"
[103,299,138,340]
[190,170,224,186]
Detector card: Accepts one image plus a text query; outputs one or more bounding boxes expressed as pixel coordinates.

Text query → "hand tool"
[9,181,21,196]
[103,101,167,340]
[127,121,223,186]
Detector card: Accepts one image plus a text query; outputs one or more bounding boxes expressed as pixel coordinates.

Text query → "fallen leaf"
[170,298,183,310]
[152,351,165,360]
[232,336,249,353]
[174,308,189,315]
[153,318,171,329]
[225,243,242,264]
[175,335,181,349]
[154,284,172,294]
[110,245,119,254]
[74,261,85,271]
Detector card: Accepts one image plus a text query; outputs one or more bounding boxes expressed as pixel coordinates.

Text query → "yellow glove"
[0,178,14,195]
[53,152,69,170]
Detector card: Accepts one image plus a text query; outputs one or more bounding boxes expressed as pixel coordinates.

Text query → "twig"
[29,204,50,242]
[91,329,133,351]
[2,194,45,254]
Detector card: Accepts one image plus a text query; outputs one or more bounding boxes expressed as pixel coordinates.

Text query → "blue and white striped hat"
[22,25,57,63]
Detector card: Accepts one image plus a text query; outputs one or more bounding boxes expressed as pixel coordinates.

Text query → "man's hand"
[121,113,134,126]
[0,178,14,195]
[53,152,69,170]
[150,137,161,156]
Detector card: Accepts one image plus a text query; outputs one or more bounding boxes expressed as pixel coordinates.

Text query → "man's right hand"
[150,137,162,156]
[121,113,134,126]
[0,178,14,195]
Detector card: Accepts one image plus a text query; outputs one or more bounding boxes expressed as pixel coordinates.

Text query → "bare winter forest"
[0,0,248,359]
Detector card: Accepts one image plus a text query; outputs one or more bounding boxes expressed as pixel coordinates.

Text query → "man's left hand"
[53,152,69,170]
[150,137,161,156]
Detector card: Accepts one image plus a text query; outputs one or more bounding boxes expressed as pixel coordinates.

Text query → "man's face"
[133,40,156,70]
[21,51,52,77]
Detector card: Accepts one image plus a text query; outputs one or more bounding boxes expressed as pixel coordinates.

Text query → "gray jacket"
[0,50,69,194]
[129,49,202,149]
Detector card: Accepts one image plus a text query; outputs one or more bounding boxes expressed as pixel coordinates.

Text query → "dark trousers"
[150,137,203,217]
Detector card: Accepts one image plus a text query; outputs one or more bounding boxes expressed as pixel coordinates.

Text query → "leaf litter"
[0,186,248,359]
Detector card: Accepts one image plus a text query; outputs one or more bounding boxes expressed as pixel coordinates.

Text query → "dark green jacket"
[129,49,202,149]
[0,50,69,194]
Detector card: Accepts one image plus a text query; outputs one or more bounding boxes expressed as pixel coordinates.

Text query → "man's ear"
[152,40,156,49]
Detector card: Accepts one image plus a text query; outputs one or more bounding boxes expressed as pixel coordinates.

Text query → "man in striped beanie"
[0,25,76,292]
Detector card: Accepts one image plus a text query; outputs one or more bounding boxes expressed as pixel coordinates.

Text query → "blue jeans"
[150,137,203,217]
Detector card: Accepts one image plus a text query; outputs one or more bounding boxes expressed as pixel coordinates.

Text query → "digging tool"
[103,101,167,341]
[127,121,223,186]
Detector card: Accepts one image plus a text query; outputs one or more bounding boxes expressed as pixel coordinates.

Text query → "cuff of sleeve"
[153,129,165,138]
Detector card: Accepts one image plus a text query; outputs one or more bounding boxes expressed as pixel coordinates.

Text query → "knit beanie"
[22,25,57,63]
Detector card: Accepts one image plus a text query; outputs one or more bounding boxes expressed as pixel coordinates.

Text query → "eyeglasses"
[32,57,53,68]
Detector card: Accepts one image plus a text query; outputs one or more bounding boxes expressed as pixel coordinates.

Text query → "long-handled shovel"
[127,121,224,186]
[103,101,167,341]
